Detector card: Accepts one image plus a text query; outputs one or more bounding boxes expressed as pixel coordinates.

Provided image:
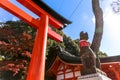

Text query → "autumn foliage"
[0,21,35,80]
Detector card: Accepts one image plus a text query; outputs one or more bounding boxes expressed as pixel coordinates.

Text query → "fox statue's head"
[80,31,89,40]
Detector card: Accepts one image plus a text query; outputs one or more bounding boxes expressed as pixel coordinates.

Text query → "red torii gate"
[0,0,71,80]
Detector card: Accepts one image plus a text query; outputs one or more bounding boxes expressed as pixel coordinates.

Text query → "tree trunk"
[91,0,103,69]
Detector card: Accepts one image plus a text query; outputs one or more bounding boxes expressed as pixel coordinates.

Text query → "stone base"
[78,73,111,80]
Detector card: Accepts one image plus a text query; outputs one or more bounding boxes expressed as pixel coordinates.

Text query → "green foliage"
[63,35,80,56]
[97,51,107,57]
[74,39,80,45]
[5,20,36,37]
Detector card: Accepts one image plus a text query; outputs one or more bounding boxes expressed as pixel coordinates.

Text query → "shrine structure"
[46,46,120,80]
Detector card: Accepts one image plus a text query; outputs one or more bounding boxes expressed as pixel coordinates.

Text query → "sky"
[0,0,120,56]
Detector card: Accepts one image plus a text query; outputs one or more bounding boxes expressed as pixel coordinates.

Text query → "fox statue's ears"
[80,31,88,36]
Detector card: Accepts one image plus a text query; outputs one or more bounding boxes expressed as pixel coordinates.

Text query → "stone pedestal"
[77,73,111,80]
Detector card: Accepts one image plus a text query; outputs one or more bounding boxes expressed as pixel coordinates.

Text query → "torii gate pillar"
[27,15,48,80]
[0,0,66,80]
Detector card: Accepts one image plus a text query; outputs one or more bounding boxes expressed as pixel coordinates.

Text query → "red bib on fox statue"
[79,40,90,48]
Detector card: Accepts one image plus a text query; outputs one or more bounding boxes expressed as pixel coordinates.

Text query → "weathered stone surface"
[78,73,111,80]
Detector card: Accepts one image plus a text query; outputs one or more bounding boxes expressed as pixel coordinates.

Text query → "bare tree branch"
[91,0,103,55]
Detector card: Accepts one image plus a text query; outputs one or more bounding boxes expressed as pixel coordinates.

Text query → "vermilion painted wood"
[17,0,64,29]
[0,0,39,29]
[0,0,63,80]
[27,15,48,80]
[0,0,62,42]
[108,66,119,80]
[48,27,63,42]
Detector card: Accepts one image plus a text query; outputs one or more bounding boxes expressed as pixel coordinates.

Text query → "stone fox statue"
[79,31,97,75]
